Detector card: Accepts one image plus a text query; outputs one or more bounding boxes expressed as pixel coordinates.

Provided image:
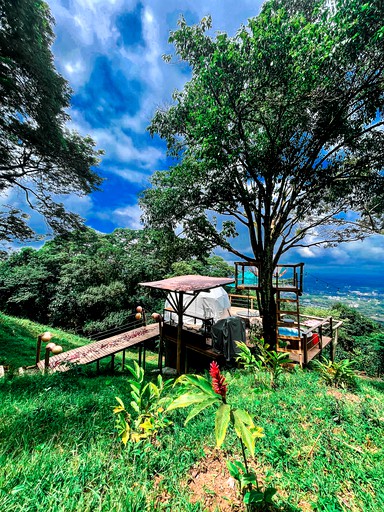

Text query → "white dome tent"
[164,286,231,326]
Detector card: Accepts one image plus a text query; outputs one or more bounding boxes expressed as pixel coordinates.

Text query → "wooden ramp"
[37,323,160,373]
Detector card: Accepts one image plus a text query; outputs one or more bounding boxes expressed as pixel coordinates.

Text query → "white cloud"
[113,203,143,229]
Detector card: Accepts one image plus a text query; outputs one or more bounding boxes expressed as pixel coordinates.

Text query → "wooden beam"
[176,291,184,375]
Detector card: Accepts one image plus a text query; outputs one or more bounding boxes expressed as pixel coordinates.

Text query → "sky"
[18,0,384,279]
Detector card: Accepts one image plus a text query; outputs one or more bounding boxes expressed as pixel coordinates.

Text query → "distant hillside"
[0,313,89,368]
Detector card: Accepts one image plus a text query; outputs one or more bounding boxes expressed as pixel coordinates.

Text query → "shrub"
[312,358,356,389]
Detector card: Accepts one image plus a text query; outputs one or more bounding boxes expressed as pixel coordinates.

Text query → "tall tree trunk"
[258,254,277,350]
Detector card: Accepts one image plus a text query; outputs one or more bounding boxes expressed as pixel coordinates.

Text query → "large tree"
[0,0,103,242]
[141,0,384,347]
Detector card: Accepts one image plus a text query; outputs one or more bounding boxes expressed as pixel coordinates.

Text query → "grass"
[0,312,90,369]
[0,314,384,511]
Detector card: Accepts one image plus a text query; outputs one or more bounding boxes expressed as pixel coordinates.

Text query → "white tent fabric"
[164,286,231,325]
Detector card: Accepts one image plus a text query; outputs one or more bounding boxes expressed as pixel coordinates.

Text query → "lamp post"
[36,331,53,365]
[44,342,63,373]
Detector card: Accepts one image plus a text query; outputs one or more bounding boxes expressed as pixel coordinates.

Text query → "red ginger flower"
[209,361,227,401]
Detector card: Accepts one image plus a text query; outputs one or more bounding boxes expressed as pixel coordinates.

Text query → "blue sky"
[22,0,384,275]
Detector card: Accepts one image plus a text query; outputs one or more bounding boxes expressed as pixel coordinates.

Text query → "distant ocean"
[231,268,384,323]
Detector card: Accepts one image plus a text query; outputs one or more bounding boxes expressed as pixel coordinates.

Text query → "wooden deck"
[37,323,160,373]
[280,336,332,364]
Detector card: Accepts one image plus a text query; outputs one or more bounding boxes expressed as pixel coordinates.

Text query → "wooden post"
[36,335,42,365]
[176,291,184,375]
[122,349,126,370]
[142,342,146,371]
[96,359,100,374]
[303,333,308,366]
[111,354,115,373]
[157,318,163,373]
[319,325,323,358]
[44,348,50,373]
[331,318,337,363]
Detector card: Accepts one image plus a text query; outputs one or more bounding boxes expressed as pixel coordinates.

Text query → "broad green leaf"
[185,397,218,424]
[231,459,246,473]
[215,403,230,447]
[176,374,218,397]
[240,472,257,489]
[130,400,140,413]
[149,382,160,397]
[226,461,241,480]
[167,392,209,411]
[233,408,255,427]
[264,487,277,503]
[115,397,125,409]
[243,490,264,504]
[121,422,130,446]
[232,409,255,457]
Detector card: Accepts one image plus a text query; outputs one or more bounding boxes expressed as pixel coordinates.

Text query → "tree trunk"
[258,255,277,350]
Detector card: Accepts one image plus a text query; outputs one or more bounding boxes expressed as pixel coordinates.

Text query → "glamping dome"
[164,286,231,325]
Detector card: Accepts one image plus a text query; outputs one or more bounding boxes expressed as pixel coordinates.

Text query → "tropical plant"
[168,362,275,511]
[114,362,173,444]
[236,339,290,389]
[141,0,384,349]
[312,358,356,389]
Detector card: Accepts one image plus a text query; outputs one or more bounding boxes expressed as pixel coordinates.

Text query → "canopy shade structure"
[140,275,235,374]
[140,275,235,293]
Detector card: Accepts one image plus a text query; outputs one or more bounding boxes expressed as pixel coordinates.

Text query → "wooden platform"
[280,336,332,364]
[37,323,160,373]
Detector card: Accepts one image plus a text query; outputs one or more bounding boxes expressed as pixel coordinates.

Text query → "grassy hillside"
[0,372,383,510]
[0,315,383,511]
[0,312,90,368]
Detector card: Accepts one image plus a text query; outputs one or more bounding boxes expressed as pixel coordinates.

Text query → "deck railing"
[228,293,258,310]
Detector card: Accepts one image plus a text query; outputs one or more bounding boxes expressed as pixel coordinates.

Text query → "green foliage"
[0,0,103,242]
[142,0,384,347]
[169,371,263,457]
[114,362,173,444]
[236,339,290,389]
[168,366,267,511]
[313,358,357,389]
[227,459,277,511]
[0,362,384,510]
[0,311,89,368]
[0,227,217,331]
[166,256,233,278]
[332,303,380,347]
[328,303,383,376]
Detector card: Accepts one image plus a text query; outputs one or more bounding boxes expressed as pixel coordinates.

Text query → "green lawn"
[0,314,383,511]
[0,312,91,369]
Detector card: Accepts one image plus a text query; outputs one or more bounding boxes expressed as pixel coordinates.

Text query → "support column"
[176,291,184,375]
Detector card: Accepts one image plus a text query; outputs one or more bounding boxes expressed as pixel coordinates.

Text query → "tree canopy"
[141,0,384,346]
[0,0,103,242]
[0,227,231,333]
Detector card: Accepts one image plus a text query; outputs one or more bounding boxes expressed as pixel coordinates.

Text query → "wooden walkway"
[37,323,160,373]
